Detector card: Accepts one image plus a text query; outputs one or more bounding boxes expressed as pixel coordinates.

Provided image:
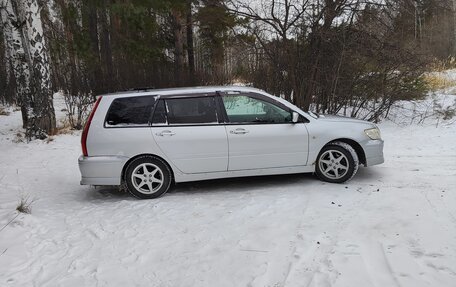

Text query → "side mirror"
[292,112,299,123]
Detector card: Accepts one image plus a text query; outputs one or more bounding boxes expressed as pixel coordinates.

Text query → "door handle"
[156,130,176,136]
[230,128,249,135]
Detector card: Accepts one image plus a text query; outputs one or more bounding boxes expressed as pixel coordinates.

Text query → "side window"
[152,100,167,125]
[222,95,292,123]
[105,96,155,127]
[165,96,218,125]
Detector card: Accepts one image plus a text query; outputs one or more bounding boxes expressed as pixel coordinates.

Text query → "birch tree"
[0,0,55,139]
[1,0,29,124]
[453,0,456,55]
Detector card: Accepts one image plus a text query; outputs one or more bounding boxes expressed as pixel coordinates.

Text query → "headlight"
[364,127,382,140]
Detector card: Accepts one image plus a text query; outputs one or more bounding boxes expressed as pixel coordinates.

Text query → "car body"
[79,86,384,198]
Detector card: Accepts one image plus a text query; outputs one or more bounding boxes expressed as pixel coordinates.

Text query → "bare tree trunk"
[172,9,185,86]
[186,0,195,85]
[1,0,56,138]
[1,0,29,126]
[100,0,114,92]
[84,1,102,95]
[18,0,56,138]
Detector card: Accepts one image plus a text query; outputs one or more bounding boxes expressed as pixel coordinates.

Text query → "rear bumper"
[363,139,384,166]
[78,155,128,185]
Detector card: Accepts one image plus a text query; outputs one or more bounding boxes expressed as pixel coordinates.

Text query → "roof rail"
[123,87,155,92]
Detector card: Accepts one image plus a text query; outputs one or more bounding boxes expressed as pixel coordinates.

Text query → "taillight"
[81,96,102,156]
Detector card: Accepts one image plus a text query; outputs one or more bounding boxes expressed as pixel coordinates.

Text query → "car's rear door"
[219,92,309,171]
[151,94,228,174]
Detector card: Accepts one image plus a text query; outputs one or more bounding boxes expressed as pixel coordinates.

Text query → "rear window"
[105,96,156,127]
[165,97,218,125]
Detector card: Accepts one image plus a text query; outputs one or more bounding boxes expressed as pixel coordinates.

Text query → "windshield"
[268,92,319,120]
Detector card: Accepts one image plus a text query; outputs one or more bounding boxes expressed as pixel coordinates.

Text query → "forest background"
[1,0,455,138]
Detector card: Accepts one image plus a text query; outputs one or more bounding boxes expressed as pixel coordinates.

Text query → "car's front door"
[220,92,309,171]
[151,95,228,174]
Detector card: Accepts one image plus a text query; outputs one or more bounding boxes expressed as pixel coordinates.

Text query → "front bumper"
[78,155,128,185]
[363,139,384,166]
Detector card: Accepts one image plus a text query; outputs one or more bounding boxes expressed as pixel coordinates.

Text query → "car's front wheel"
[315,142,359,183]
[125,156,172,199]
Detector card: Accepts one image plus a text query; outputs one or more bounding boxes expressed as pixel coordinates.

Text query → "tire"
[315,141,359,183]
[124,156,172,199]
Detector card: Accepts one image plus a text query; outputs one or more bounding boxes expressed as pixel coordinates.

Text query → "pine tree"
[196,0,236,83]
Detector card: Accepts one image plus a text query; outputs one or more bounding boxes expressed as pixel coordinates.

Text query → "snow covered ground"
[0,93,455,287]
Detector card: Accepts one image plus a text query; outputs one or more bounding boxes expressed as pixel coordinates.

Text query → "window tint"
[166,97,218,124]
[222,95,292,123]
[152,100,167,125]
[105,96,155,127]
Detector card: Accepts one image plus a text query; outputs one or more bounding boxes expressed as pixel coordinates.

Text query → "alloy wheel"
[131,163,164,194]
[318,150,349,180]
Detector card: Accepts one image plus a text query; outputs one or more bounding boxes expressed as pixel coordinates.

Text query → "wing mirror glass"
[292,112,299,123]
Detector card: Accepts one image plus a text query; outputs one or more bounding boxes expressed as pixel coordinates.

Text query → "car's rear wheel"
[125,156,172,199]
[315,142,359,183]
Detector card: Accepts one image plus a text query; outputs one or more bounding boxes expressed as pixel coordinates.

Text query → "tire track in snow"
[249,188,371,287]
[422,189,456,226]
[282,190,374,287]
[2,202,117,286]
[248,192,311,287]
[360,241,401,287]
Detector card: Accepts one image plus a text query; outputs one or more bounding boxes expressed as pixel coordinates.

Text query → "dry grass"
[48,119,75,136]
[424,73,456,91]
[12,132,25,143]
[44,137,55,144]
[0,106,10,116]
[16,195,35,214]
[429,57,456,72]
[45,120,74,143]
[425,57,456,92]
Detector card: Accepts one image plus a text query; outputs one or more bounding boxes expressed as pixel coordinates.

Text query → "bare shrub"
[434,99,456,121]
[16,195,35,214]
[63,92,93,130]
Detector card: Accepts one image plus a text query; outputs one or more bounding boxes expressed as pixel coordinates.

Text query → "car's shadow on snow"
[79,167,382,202]
[80,185,132,202]
[169,166,382,195]
[170,173,315,196]
[351,166,384,184]
[79,173,316,202]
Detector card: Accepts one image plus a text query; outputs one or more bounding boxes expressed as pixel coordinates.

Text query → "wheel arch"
[121,154,175,183]
[324,138,366,166]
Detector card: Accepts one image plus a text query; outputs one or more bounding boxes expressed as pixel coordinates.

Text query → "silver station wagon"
[79,86,384,199]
